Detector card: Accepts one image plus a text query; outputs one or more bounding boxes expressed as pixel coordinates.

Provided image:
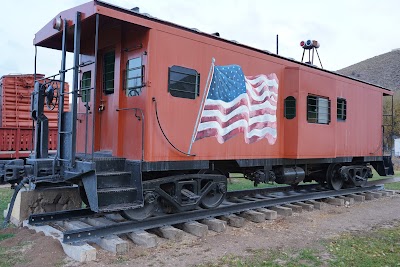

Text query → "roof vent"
[211,32,220,37]
[131,7,139,12]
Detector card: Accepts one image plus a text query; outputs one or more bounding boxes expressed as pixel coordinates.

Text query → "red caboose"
[13,1,393,218]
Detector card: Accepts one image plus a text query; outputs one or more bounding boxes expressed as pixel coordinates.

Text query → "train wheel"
[198,169,227,209]
[120,192,157,221]
[326,163,343,190]
[200,182,226,209]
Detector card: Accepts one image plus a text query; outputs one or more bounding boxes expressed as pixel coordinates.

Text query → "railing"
[0,127,58,159]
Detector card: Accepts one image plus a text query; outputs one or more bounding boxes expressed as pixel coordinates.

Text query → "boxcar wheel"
[198,169,227,209]
[326,163,343,190]
[200,182,226,209]
[120,192,157,221]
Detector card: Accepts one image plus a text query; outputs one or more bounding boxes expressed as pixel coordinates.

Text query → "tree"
[383,91,400,154]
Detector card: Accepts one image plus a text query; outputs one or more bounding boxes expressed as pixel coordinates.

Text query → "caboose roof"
[34,0,392,95]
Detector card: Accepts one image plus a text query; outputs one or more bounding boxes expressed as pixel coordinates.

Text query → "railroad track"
[29,184,390,244]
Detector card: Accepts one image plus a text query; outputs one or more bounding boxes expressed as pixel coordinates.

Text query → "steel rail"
[226,183,319,198]
[29,208,95,225]
[28,184,317,224]
[61,185,383,243]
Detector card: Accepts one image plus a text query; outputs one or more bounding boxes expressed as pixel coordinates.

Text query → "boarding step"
[93,157,126,172]
[96,171,132,189]
[98,186,139,211]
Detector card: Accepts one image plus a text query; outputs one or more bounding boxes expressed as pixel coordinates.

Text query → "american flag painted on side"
[194,64,279,144]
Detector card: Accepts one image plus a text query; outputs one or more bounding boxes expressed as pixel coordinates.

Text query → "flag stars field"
[195,64,279,145]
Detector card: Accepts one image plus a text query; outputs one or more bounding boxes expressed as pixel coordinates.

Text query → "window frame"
[284,96,296,119]
[125,56,144,97]
[103,50,115,95]
[337,98,347,121]
[307,94,331,124]
[80,71,91,103]
[168,65,200,99]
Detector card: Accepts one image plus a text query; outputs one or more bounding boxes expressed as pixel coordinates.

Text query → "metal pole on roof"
[276,34,279,55]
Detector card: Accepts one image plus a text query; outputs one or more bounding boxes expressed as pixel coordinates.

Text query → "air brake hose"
[2,177,30,228]
[152,97,196,157]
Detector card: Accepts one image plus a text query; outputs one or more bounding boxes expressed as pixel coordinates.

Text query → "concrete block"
[152,226,184,241]
[371,192,382,198]
[380,191,389,197]
[176,221,208,238]
[219,214,246,228]
[324,197,344,206]
[239,210,266,223]
[269,206,292,216]
[7,187,81,226]
[305,200,325,210]
[337,196,355,206]
[282,204,303,213]
[199,218,227,233]
[256,208,277,220]
[346,194,365,202]
[127,230,158,248]
[385,190,395,196]
[104,213,126,222]
[83,217,116,227]
[23,220,96,262]
[63,220,129,254]
[361,192,375,200]
[293,202,314,212]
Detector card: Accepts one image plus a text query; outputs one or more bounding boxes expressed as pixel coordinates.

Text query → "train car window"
[284,96,296,119]
[337,98,347,121]
[307,95,330,124]
[168,66,200,99]
[103,51,115,94]
[125,57,143,97]
[80,71,91,102]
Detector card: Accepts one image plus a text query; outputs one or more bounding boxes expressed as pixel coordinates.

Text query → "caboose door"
[96,48,119,153]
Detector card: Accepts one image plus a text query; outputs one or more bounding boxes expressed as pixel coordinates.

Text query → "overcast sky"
[1,0,400,83]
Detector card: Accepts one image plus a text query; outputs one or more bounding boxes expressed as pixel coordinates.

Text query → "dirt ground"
[1,194,400,267]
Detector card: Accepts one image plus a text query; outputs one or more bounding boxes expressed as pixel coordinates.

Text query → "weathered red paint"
[34,1,392,164]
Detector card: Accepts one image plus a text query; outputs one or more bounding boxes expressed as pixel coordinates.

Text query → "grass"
[0,188,12,222]
[228,176,280,191]
[200,224,400,267]
[228,169,400,192]
[327,224,400,266]
[201,247,324,267]
[0,242,30,267]
[0,234,14,242]
[370,169,400,190]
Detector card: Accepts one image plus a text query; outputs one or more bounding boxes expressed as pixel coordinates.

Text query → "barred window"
[284,96,296,119]
[307,95,330,124]
[168,66,200,99]
[337,98,347,121]
[103,51,115,94]
[126,57,144,97]
[80,71,91,103]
